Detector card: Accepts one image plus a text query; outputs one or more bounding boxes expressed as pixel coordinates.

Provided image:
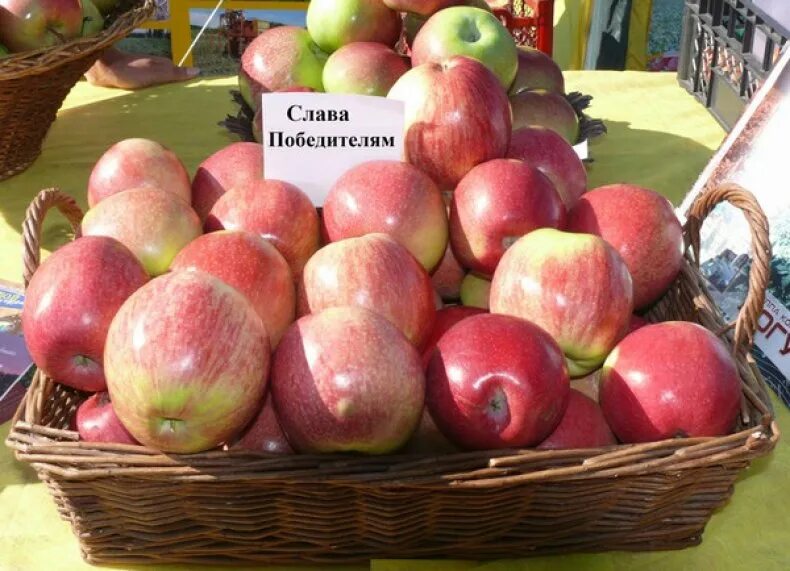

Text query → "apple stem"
[73,355,95,368]
[501,236,519,250]
[487,387,510,429]
[47,27,67,44]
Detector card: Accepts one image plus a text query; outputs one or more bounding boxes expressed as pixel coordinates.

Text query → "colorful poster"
[679,46,790,406]
[0,281,33,424]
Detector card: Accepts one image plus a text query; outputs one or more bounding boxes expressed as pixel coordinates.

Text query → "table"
[0,72,787,570]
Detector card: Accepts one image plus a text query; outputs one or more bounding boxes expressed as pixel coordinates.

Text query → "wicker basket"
[0,0,154,181]
[6,184,780,565]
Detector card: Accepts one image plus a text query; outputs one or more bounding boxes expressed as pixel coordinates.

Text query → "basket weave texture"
[0,0,154,181]
[5,185,781,565]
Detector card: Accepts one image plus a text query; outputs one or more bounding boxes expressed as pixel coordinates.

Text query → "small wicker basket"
[6,184,780,565]
[0,0,154,181]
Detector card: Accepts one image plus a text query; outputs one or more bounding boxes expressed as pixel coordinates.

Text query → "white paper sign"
[262,93,405,206]
[573,139,589,161]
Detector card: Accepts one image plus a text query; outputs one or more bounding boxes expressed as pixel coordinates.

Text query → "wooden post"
[169,0,194,67]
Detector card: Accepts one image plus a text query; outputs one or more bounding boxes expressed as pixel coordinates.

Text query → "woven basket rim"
[4,185,781,486]
[0,0,154,81]
[6,409,779,486]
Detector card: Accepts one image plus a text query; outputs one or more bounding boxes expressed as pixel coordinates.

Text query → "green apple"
[239,26,327,108]
[404,1,491,46]
[0,44,9,57]
[460,273,491,309]
[307,0,402,54]
[510,46,566,94]
[81,0,104,38]
[91,0,119,16]
[411,6,518,89]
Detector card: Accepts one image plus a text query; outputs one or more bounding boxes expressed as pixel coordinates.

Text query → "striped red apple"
[271,307,425,454]
[299,234,436,346]
[105,272,270,453]
[490,228,633,377]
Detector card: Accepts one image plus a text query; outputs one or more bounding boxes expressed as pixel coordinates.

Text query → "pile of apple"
[22,131,743,456]
[240,0,581,153]
[0,0,116,55]
[21,0,745,457]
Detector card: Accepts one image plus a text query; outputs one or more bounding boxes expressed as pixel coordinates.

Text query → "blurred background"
[114,0,707,76]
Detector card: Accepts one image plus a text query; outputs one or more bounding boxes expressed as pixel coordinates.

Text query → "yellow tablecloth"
[0,72,788,570]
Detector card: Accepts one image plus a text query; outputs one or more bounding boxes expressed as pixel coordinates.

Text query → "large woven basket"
[6,184,780,565]
[0,0,154,181]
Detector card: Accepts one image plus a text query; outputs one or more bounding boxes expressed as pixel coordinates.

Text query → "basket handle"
[22,188,84,288]
[684,182,772,353]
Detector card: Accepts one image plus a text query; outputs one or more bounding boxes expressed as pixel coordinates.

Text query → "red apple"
[509,46,565,94]
[82,188,202,276]
[87,138,191,208]
[239,26,327,106]
[537,389,616,450]
[431,244,466,302]
[388,56,511,190]
[460,273,490,309]
[507,127,587,211]
[22,236,148,392]
[205,180,320,278]
[510,89,579,144]
[170,231,295,347]
[191,142,263,222]
[0,0,82,52]
[450,158,565,276]
[395,0,491,18]
[600,322,742,443]
[323,160,448,271]
[76,392,139,445]
[105,271,270,453]
[566,184,684,310]
[300,234,436,346]
[426,313,569,449]
[232,396,293,454]
[323,42,409,96]
[490,228,633,377]
[306,0,402,54]
[384,0,456,16]
[401,410,459,454]
[420,305,485,368]
[271,306,425,454]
